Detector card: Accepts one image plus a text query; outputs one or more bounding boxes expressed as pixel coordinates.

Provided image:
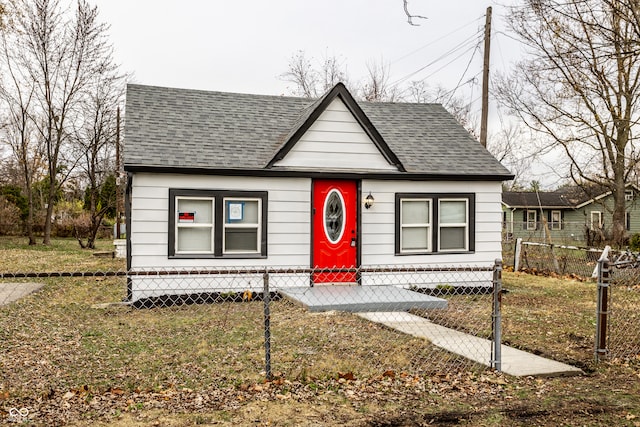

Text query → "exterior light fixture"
[364,192,375,209]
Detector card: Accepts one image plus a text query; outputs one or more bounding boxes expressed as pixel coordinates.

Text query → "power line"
[446,40,482,106]
[389,29,483,89]
[390,16,484,65]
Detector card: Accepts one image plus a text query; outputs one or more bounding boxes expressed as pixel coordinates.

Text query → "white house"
[123,83,513,302]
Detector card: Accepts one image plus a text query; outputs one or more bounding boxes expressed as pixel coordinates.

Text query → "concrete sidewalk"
[358,311,583,377]
[0,282,45,306]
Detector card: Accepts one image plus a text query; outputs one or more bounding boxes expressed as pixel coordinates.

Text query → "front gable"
[268,83,403,172]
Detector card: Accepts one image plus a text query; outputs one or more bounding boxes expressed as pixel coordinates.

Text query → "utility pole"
[115,106,121,239]
[480,6,492,148]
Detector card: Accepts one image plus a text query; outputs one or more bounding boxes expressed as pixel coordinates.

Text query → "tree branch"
[403,0,427,26]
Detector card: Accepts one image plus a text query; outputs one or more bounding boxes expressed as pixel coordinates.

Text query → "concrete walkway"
[280,285,582,377]
[358,311,583,378]
[357,311,582,377]
[0,282,45,306]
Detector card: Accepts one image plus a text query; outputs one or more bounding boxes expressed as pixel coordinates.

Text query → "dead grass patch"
[0,238,639,426]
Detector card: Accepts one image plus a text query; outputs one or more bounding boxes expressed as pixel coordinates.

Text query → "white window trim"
[399,198,432,253]
[625,190,634,201]
[550,210,562,231]
[438,198,469,252]
[169,189,267,258]
[526,210,537,230]
[590,211,602,230]
[322,189,346,245]
[175,196,215,255]
[222,197,262,255]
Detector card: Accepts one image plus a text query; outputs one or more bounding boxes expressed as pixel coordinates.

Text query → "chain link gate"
[595,257,640,362]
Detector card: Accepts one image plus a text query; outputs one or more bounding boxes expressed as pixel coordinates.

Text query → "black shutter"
[627,212,631,231]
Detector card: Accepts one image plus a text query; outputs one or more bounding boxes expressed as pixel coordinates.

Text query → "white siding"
[129,173,504,299]
[130,173,312,269]
[273,98,397,171]
[359,180,503,287]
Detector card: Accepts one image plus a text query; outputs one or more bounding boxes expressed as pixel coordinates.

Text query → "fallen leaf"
[338,372,355,381]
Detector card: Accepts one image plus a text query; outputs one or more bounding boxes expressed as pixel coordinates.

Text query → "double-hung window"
[399,198,432,253]
[169,189,267,258]
[175,196,215,254]
[550,210,562,230]
[438,199,469,251]
[396,193,474,254]
[223,198,261,254]
[526,210,537,230]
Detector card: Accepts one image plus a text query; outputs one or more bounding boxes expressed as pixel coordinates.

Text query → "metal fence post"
[595,257,611,362]
[263,271,272,380]
[491,259,502,372]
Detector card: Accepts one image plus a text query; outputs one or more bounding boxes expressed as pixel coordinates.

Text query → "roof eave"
[124,164,513,181]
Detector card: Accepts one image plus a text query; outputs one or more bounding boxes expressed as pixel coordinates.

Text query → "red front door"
[312,180,358,283]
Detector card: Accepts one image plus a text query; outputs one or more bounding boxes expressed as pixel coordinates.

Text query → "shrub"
[630,233,640,252]
[0,196,22,235]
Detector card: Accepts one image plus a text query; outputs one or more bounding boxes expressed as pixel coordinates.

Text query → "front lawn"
[0,237,638,426]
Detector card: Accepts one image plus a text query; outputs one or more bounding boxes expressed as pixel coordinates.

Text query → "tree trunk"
[86,216,102,250]
[25,187,36,245]
[612,172,627,247]
[42,174,56,245]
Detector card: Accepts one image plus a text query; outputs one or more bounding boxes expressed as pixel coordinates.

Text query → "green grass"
[0,236,125,273]
[501,272,599,368]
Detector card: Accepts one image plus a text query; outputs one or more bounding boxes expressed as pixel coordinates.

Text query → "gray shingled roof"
[502,186,615,208]
[502,191,573,208]
[124,84,512,178]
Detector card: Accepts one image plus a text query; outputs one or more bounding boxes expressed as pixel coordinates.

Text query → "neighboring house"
[123,83,513,301]
[502,184,640,245]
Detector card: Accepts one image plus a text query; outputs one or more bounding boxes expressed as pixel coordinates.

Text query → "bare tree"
[281,53,401,102]
[9,0,115,244]
[402,0,428,26]
[280,51,320,98]
[280,51,349,98]
[360,60,401,102]
[495,0,640,246]
[488,122,539,190]
[72,66,124,249]
[0,11,44,245]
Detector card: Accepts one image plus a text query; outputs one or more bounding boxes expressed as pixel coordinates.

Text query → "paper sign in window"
[178,211,195,223]
[228,202,244,221]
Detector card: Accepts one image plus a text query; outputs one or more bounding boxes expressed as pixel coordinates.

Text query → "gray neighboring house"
[502,184,640,245]
[123,82,513,301]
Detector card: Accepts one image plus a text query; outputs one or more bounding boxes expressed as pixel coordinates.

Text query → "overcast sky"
[87,1,557,186]
[89,0,521,99]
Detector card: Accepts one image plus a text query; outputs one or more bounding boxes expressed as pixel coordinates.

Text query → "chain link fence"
[596,260,640,362]
[0,263,501,407]
[504,240,640,364]
[507,239,606,278]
